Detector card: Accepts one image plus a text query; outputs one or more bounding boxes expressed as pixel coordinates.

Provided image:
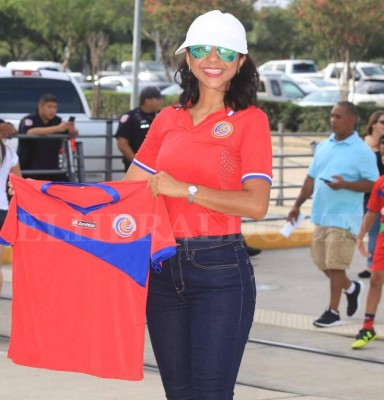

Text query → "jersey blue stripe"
[0,237,9,246]
[40,182,121,215]
[132,159,156,175]
[17,206,153,287]
[241,173,272,185]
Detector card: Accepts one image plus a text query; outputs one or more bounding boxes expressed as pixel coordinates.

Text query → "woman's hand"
[149,171,186,199]
[8,180,15,197]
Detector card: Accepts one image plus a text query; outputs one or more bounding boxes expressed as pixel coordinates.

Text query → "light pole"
[130,0,142,109]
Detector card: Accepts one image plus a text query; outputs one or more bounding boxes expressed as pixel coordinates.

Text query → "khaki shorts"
[310,226,355,271]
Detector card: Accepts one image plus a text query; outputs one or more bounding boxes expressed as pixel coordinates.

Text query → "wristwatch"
[187,185,198,204]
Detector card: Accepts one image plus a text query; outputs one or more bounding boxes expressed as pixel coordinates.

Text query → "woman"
[0,120,22,295]
[359,110,384,278]
[125,10,272,399]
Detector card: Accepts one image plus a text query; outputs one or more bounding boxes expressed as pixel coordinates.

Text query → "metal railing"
[14,124,329,214]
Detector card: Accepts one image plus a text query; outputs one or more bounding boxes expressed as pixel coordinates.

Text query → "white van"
[322,62,384,85]
[259,59,322,79]
[5,60,70,72]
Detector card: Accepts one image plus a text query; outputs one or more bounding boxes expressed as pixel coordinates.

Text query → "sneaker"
[351,328,377,349]
[346,281,364,317]
[313,309,341,327]
[358,270,371,279]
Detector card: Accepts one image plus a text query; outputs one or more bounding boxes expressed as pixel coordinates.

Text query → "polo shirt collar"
[329,131,359,144]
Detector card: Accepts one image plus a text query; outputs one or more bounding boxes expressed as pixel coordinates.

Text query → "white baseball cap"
[175,10,248,55]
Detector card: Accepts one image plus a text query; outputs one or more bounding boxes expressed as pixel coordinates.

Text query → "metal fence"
[15,126,329,211]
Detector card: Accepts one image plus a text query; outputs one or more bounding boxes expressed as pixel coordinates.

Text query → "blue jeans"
[146,235,256,400]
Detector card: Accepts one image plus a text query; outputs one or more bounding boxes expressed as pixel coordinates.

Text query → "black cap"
[139,86,164,103]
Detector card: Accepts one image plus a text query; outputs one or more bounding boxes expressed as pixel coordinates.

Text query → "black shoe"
[245,244,262,257]
[313,309,341,328]
[358,270,371,279]
[346,281,364,317]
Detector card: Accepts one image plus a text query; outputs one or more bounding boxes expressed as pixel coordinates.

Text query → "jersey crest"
[212,121,233,139]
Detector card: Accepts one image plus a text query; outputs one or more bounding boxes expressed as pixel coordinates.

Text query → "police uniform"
[115,107,157,171]
[17,111,66,181]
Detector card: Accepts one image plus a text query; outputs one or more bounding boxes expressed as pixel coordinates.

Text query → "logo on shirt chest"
[72,219,96,229]
[112,214,137,237]
[212,121,233,139]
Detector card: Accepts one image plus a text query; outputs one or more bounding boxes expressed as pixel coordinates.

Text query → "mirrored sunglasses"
[189,45,238,63]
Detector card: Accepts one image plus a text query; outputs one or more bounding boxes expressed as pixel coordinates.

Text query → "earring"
[188,65,191,72]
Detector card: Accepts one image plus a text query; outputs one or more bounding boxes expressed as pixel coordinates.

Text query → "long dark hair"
[174,52,259,111]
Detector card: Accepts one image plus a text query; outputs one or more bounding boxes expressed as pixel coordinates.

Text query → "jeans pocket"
[191,242,238,270]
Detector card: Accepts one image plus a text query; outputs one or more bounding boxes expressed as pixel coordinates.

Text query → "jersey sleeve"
[149,194,176,271]
[132,111,164,174]
[0,196,18,245]
[367,176,384,213]
[240,109,273,184]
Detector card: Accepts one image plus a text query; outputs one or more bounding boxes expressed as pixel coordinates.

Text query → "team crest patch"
[212,121,233,139]
[24,119,33,127]
[113,214,137,237]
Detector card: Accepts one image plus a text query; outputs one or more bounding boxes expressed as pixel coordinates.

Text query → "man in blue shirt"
[288,102,379,327]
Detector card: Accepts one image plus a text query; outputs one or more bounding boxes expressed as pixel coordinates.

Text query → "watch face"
[188,185,198,195]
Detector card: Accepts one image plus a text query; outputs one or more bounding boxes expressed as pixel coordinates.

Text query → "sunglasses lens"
[217,47,238,62]
[189,46,238,62]
[190,45,212,59]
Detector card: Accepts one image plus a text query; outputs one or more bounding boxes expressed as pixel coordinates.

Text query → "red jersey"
[367,175,384,272]
[0,175,176,380]
[367,175,384,217]
[133,105,273,238]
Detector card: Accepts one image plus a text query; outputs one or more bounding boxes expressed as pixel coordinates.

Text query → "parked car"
[258,71,307,102]
[292,77,336,93]
[297,87,341,107]
[5,60,71,72]
[160,83,182,97]
[160,72,307,102]
[322,62,384,85]
[0,68,121,182]
[258,59,322,79]
[97,75,170,93]
[350,79,384,107]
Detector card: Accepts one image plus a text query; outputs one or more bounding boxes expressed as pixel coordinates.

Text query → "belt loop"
[184,238,191,260]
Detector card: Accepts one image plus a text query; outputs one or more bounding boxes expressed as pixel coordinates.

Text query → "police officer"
[115,86,164,171]
[17,93,78,181]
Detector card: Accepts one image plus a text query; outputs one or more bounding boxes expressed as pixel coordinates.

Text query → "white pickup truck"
[0,67,123,182]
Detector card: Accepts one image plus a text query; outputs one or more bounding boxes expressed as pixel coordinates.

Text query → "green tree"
[248,6,315,65]
[292,0,384,99]
[142,0,256,80]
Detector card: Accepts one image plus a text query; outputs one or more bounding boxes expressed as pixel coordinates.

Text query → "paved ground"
[1,238,383,399]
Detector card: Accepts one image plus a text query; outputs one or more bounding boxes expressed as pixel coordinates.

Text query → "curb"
[2,247,12,265]
[244,229,313,249]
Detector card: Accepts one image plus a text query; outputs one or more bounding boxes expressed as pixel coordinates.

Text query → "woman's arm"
[149,171,270,221]
[124,163,152,181]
